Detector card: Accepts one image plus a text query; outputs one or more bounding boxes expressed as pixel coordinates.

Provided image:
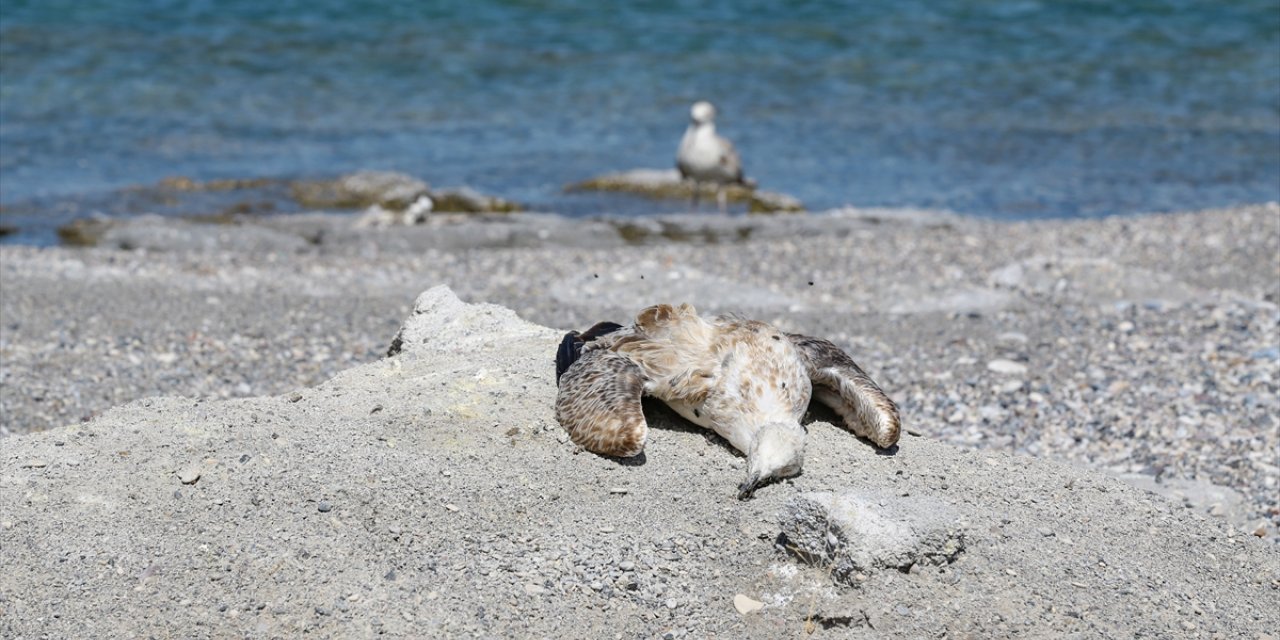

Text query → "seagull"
[676,101,753,213]
[554,303,901,499]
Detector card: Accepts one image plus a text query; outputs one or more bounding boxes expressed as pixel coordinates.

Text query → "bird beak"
[737,473,761,500]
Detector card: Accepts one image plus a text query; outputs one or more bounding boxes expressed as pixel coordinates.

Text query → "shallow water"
[2,0,1278,243]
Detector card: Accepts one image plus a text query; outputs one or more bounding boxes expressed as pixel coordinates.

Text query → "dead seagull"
[676,101,753,213]
[554,303,901,499]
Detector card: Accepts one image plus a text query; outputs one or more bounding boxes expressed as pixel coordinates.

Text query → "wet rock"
[567,168,803,212]
[56,217,113,247]
[290,171,430,211]
[431,187,520,214]
[779,491,966,584]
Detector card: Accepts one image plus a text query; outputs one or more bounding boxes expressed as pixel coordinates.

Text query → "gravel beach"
[1,204,1278,636]
[3,205,1277,530]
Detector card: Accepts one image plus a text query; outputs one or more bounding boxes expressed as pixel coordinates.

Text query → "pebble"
[524,583,546,596]
[997,332,1029,345]
[619,561,635,571]
[19,459,48,469]
[177,464,201,485]
[733,594,764,614]
[317,501,332,512]
[987,359,1028,375]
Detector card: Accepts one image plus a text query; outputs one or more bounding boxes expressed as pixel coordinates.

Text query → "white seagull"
[554,303,901,499]
[676,101,752,212]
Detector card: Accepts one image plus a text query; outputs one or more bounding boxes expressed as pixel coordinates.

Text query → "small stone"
[445,504,459,512]
[317,501,332,513]
[619,561,636,571]
[288,392,303,403]
[599,526,615,533]
[665,598,679,610]
[1253,525,1267,538]
[524,583,547,596]
[996,332,1029,345]
[987,359,1027,375]
[19,459,47,469]
[590,581,604,591]
[177,464,201,485]
[997,380,1024,393]
[1005,568,1017,576]
[1,521,12,530]
[609,487,629,495]
[1181,621,1197,631]
[733,594,764,614]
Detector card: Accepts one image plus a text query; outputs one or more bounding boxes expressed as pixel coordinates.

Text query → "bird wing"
[717,136,745,183]
[788,334,901,448]
[555,348,649,458]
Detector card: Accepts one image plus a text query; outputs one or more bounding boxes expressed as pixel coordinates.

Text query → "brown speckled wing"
[788,334,901,448]
[554,349,649,458]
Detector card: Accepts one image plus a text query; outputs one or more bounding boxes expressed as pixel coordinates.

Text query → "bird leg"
[690,181,701,211]
[716,187,728,214]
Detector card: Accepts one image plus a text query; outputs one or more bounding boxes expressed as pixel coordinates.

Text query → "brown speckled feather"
[788,334,901,448]
[554,349,649,457]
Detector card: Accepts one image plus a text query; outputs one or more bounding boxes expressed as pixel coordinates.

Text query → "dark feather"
[555,332,583,386]
[555,322,623,386]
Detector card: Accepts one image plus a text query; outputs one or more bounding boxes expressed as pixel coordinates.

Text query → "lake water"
[2,0,1278,243]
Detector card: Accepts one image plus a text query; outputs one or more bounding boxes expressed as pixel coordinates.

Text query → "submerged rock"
[567,168,804,213]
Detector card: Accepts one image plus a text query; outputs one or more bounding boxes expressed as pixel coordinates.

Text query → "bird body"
[555,304,901,498]
[676,101,749,211]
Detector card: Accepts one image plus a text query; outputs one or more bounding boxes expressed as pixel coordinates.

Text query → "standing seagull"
[676,101,752,213]
[554,303,901,499]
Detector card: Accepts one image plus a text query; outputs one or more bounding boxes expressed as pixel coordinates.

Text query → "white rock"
[733,594,764,614]
[987,359,1028,375]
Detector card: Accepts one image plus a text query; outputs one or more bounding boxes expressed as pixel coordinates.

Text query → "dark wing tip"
[556,322,623,386]
[555,331,583,386]
[579,321,623,342]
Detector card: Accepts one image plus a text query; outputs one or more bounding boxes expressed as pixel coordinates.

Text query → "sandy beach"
[1,204,1278,637]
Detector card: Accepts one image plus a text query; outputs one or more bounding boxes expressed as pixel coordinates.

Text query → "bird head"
[738,421,805,499]
[690,101,716,125]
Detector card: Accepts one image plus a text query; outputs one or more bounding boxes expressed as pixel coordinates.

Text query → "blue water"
[2,0,1278,242]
